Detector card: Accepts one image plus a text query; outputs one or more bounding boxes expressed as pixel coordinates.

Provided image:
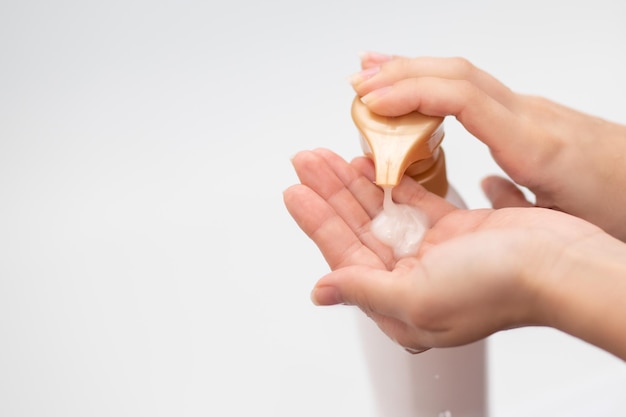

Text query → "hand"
[350,52,626,241]
[283,149,626,358]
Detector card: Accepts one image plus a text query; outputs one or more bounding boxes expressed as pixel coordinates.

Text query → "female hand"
[350,52,626,241]
[284,148,626,359]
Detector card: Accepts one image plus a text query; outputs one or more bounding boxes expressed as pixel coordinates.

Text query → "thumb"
[481,175,534,209]
[310,265,410,321]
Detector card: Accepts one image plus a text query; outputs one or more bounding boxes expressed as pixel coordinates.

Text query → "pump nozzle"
[351,96,445,188]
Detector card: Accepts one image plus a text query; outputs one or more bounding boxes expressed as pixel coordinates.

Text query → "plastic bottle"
[352,96,487,417]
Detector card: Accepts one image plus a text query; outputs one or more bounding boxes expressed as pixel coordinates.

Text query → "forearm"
[523,97,626,241]
[540,233,626,361]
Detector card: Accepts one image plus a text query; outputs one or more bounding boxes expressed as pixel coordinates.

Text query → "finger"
[347,156,384,217]
[309,149,395,265]
[481,176,534,208]
[360,76,501,120]
[292,150,374,231]
[292,150,396,265]
[314,261,452,348]
[311,148,380,202]
[314,149,383,219]
[356,76,534,171]
[358,51,397,69]
[313,283,432,352]
[283,184,383,270]
[366,310,432,353]
[352,57,515,108]
[311,264,414,320]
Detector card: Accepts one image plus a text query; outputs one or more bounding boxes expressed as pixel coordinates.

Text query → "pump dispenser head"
[351,96,445,188]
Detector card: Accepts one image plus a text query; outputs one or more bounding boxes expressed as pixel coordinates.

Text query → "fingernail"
[361,86,392,104]
[289,150,303,164]
[349,66,380,85]
[359,51,393,63]
[311,286,343,306]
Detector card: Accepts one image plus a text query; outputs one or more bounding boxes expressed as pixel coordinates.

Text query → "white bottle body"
[357,184,487,417]
[444,185,467,210]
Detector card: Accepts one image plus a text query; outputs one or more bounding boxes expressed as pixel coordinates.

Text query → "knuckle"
[449,57,476,78]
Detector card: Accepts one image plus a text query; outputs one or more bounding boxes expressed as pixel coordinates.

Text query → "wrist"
[536,232,626,360]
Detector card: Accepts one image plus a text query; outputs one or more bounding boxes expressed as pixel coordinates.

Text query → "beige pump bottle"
[351,96,486,417]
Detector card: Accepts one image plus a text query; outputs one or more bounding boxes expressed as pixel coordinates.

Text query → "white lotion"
[371,186,428,258]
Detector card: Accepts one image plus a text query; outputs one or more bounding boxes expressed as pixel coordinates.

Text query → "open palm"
[284,148,605,351]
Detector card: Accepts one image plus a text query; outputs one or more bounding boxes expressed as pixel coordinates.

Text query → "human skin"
[283,149,626,360]
[351,52,626,241]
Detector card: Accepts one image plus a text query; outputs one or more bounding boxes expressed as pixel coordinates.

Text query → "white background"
[1,0,625,416]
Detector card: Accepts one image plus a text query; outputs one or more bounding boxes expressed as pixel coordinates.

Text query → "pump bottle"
[352,96,487,417]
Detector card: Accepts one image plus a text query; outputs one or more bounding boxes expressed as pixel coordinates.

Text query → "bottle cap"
[351,96,445,187]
